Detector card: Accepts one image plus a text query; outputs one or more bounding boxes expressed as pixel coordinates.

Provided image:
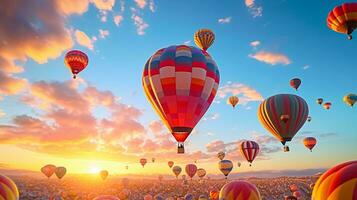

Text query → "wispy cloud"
[250,40,261,47]
[114,15,123,26]
[74,30,95,50]
[131,8,149,35]
[99,29,110,39]
[184,40,191,45]
[218,16,232,24]
[91,0,115,10]
[249,51,291,65]
[245,0,263,18]
[302,65,310,70]
[217,82,263,104]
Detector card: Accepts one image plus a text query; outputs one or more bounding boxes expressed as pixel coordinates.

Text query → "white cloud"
[99,29,110,39]
[217,82,263,104]
[184,40,191,45]
[218,16,232,24]
[131,8,149,35]
[91,0,115,10]
[250,40,261,47]
[249,51,291,65]
[134,0,147,9]
[74,30,95,50]
[303,65,310,70]
[245,0,263,18]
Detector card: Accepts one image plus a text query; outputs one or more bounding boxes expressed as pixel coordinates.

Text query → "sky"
[0,0,356,177]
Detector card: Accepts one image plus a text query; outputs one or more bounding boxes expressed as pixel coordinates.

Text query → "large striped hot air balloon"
[172,166,182,178]
[343,93,357,107]
[194,29,215,51]
[303,137,317,152]
[218,160,233,179]
[185,164,197,179]
[227,96,239,108]
[142,45,220,153]
[327,3,357,40]
[239,140,260,166]
[196,168,206,179]
[55,166,67,179]
[258,94,309,152]
[64,50,88,79]
[93,195,120,200]
[0,174,19,200]
[41,164,56,178]
[219,180,261,200]
[312,160,357,200]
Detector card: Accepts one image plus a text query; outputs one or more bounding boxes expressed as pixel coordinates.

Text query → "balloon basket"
[177,144,185,154]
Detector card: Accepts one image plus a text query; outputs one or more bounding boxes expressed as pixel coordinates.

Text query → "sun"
[88,165,101,174]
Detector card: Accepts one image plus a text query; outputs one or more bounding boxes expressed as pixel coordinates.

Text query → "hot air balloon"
[125,165,129,170]
[323,102,332,110]
[327,3,357,40]
[168,161,174,168]
[258,94,309,152]
[303,137,317,152]
[307,116,312,122]
[227,96,239,108]
[64,50,88,79]
[184,193,194,200]
[284,196,297,200]
[185,164,197,180]
[237,162,241,167]
[100,170,108,180]
[140,158,147,167]
[144,194,153,200]
[152,158,155,163]
[194,29,215,51]
[290,184,298,192]
[219,180,261,200]
[172,166,182,178]
[343,93,357,107]
[154,194,164,200]
[316,98,323,105]
[198,195,208,200]
[142,45,220,154]
[41,164,56,178]
[217,151,225,160]
[240,140,260,166]
[0,174,19,200]
[196,168,206,179]
[312,160,357,200]
[290,78,301,91]
[218,160,233,179]
[55,166,67,179]
[93,195,120,200]
[293,191,301,199]
[209,190,219,200]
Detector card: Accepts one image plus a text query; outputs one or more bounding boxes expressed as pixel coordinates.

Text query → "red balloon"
[185,164,197,179]
[64,50,88,79]
[290,78,301,90]
[41,164,56,178]
[239,140,259,166]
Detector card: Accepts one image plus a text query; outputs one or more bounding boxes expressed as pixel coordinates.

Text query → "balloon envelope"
[55,166,67,179]
[140,158,147,167]
[41,164,56,178]
[327,3,357,39]
[196,168,206,178]
[0,174,19,200]
[185,164,197,179]
[217,151,225,160]
[343,93,357,107]
[290,78,301,90]
[227,96,239,108]
[64,50,88,79]
[218,160,233,177]
[172,166,182,178]
[100,170,108,180]
[219,180,261,200]
[194,29,215,51]
[239,140,259,166]
[303,137,317,152]
[168,161,174,168]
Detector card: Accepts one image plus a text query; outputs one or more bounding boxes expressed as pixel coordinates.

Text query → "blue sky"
[0,0,356,174]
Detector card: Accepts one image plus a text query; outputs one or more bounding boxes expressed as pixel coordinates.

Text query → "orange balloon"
[41,164,56,178]
[64,50,88,79]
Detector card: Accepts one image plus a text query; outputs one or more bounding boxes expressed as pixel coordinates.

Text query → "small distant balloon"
[140,158,147,167]
[316,98,323,105]
[323,102,332,110]
[168,161,174,168]
[152,158,155,163]
[239,140,259,166]
[209,190,219,200]
[343,94,357,107]
[237,162,241,167]
[184,193,194,200]
[41,164,56,178]
[198,195,208,200]
[196,168,206,179]
[185,164,197,179]
[172,166,182,178]
[194,29,215,51]
[55,166,67,179]
[218,160,233,179]
[217,151,225,160]
[303,137,317,152]
[227,96,239,108]
[100,170,108,180]
[144,194,153,200]
[290,78,301,90]
[307,116,312,122]
[64,50,88,79]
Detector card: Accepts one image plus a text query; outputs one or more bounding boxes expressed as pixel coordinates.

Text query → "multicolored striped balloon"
[218,160,233,179]
[343,93,357,107]
[312,160,357,200]
[327,3,357,39]
[64,50,88,79]
[257,94,309,151]
[239,140,259,166]
[0,174,19,200]
[172,166,182,178]
[210,190,219,200]
[217,151,225,160]
[142,45,220,153]
[185,164,197,179]
[194,29,215,51]
[219,180,261,200]
[303,137,317,152]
